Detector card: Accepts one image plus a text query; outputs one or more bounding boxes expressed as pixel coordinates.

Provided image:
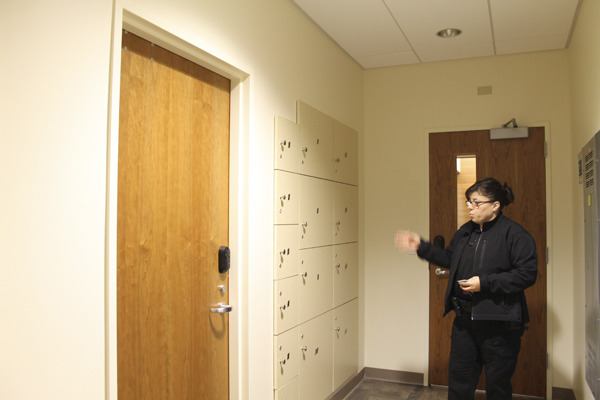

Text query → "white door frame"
[104,8,250,400]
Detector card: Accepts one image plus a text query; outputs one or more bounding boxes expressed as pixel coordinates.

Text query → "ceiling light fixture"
[436,28,462,38]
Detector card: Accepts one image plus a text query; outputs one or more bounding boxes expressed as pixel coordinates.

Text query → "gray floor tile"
[343,379,540,400]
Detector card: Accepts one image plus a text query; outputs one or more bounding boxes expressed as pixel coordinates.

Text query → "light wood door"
[117,31,231,400]
[428,128,547,397]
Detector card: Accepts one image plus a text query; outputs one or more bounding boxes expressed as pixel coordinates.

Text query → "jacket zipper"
[472,238,487,320]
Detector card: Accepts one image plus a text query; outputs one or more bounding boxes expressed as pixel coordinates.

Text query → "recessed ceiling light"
[436,28,462,38]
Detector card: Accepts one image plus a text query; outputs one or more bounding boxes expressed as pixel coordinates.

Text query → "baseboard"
[327,366,424,400]
[552,387,576,400]
[327,369,365,400]
[363,367,424,385]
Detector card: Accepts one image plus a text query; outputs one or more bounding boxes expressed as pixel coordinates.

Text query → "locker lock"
[279,248,290,264]
[279,300,290,311]
[280,193,291,207]
[280,352,290,366]
[280,140,291,151]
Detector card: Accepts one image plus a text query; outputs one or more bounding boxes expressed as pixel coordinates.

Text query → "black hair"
[465,177,514,210]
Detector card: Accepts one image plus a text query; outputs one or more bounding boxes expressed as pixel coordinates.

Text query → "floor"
[343,379,539,400]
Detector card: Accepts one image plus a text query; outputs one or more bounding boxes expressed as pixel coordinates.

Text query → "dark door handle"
[218,246,230,273]
[433,235,445,249]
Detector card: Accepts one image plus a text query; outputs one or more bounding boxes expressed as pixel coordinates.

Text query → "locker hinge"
[545,141,548,158]
[546,247,549,265]
[547,353,549,369]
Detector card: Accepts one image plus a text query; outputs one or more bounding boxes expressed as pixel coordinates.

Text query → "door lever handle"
[210,303,233,313]
[434,267,449,277]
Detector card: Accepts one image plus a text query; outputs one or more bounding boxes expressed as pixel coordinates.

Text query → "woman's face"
[467,191,500,225]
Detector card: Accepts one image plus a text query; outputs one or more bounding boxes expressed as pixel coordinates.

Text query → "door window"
[456,156,476,228]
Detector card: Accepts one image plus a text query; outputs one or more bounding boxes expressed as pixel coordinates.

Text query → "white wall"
[568,0,600,398]
[0,1,363,399]
[363,51,575,388]
[0,1,113,398]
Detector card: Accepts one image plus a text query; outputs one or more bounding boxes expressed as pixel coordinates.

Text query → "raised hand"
[394,230,421,253]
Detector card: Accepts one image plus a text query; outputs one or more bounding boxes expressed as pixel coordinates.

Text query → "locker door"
[275,170,299,225]
[333,243,358,307]
[274,225,300,280]
[274,378,298,400]
[299,176,333,248]
[332,299,358,389]
[274,327,299,389]
[274,276,299,334]
[333,183,358,244]
[332,121,358,185]
[298,312,333,400]
[298,246,333,324]
[297,102,334,180]
[275,116,301,173]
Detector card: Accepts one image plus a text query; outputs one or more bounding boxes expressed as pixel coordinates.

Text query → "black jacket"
[417,213,537,322]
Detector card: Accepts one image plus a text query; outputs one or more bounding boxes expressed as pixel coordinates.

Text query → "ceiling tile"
[384,0,494,62]
[359,51,420,69]
[294,0,412,59]
[495,34,571,55]
[491,0,580,54]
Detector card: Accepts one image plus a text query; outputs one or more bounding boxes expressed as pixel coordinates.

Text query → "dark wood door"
[428,128,547,397]
[117,31,231,400]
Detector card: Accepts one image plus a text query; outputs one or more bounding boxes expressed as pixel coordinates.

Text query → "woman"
[395,177,537,400]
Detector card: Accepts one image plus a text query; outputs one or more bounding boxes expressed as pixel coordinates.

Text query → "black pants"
[448,316,523,400]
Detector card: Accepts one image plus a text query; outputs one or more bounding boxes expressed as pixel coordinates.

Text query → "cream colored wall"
[0,1,363,399]
[568,0,600,398]
[0,1,113,399]
[363,51,574,388]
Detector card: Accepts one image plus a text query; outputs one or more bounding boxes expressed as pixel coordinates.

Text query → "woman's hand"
[394,230,421,253]
[458,276,481,293]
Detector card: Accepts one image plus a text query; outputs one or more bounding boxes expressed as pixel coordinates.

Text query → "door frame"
[105,9,250,400]
[422,122,554,396]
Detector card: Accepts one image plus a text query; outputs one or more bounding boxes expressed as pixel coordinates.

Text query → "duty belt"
[451,297,472,317]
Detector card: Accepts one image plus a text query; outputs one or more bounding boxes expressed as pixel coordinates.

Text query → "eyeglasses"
[466,200,494,209]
